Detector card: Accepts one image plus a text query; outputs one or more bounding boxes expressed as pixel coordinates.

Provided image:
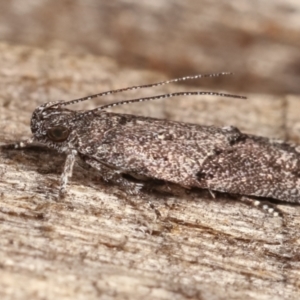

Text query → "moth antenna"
[81,91,246,117]
[57,72,234,107]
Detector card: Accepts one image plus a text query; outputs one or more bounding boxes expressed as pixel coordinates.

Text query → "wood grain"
[1,43,300,300]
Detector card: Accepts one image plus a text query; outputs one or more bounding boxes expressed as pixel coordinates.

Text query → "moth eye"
[47,126,70,142]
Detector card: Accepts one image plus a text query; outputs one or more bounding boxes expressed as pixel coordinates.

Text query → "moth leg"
[240,196,283,217]
[59,150,77,198]
[109,172,145,195]
[81,156,145,195]
[0,138,34,150]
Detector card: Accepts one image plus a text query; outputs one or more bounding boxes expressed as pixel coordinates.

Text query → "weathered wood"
[0,43,300,300]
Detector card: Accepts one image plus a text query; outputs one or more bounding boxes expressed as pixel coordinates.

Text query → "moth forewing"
[7,71,298,215]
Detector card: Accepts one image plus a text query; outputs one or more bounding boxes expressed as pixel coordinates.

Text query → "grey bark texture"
[1,42,300,300]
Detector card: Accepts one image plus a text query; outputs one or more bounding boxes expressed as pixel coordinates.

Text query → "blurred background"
[0,0,299,94]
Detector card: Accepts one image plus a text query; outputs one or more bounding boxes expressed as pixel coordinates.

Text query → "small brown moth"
[5,72,300,215]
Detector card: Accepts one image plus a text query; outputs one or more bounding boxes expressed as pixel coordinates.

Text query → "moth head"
[30,101,75,146]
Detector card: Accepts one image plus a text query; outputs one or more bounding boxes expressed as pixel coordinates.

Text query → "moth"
[7,72,300,211]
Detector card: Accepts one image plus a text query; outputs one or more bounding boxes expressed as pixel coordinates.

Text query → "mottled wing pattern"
[76,112,300,203]
[198,137,300,203]
[77,112,241,185]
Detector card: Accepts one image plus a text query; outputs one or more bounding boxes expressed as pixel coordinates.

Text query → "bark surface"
[0,43,300,300]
